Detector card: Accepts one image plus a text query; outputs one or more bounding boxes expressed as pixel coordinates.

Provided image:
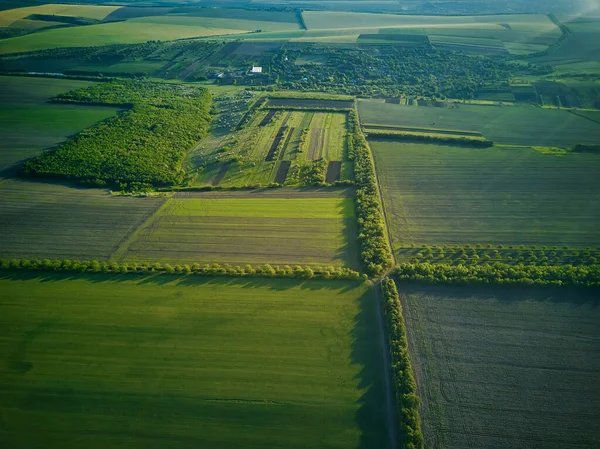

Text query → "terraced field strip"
[325,112,348,160]
[307,113,327,160]
[400,285,600,449]
[358,101,600,146]
[118,193,360,268]
[279,127,295,160]
[0,276,389,449]
[370,142,600,250]
[212,161,231,186]
[0,180,166,261]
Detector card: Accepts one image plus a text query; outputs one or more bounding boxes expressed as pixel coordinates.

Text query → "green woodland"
[21,80,212,187]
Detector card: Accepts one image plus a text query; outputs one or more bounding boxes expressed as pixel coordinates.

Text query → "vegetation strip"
[395,262,600,287]
[348,109,393,276]
[381,277,424,448]
[20,80,211,188]
[0,258,362,280]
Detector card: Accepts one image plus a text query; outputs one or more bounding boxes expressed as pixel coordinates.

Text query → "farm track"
[175,187,353,199]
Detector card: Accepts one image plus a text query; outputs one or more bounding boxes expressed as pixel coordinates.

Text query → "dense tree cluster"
[21,80,212,187]
[366,131,493,147]
[395,262,600,287]
[270,46,540,99]
[348,110,394,275]
[0,258,363,281]
[298,160,327,185]
[381,277,424,449]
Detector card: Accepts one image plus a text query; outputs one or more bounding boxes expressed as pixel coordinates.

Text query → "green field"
[358,100,600,147]
[400,284,600,449]
[116,190,359,269]
[0,3,121,26]
[0,274,389,448]
[0,76,120,175]
[0,180,166,261]
[370,142,600,251]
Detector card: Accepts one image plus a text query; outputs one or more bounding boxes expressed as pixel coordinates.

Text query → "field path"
[373,277,398,449]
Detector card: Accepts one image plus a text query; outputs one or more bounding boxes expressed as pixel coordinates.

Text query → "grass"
[0,180,166,261]
[116,191,360,269]
[370,142,600,250]
[358,100,600,147]
[0,76,120,175]
[400,284,600,449]
[0,274,389,449]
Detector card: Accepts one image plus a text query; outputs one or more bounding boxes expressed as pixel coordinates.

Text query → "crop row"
[0,258,363,280]
[395,262,600,287]
[21,80,212,188]
[348,109,393,275]
[381,277,424,448]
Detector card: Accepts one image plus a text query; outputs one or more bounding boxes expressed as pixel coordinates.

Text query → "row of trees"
[381,277,424,449]
[0,258,364,281]
[395,262,600,287]
[21,80,212,188]
[348,110,394,275]
[366,131,493,147]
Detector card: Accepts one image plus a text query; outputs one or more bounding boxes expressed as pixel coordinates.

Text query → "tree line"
[381,277,425,449]
[20,80,212,188]
[395,262,600,287]
[348,110,394,276]
[366,131,493,147]
[0,258,364,281]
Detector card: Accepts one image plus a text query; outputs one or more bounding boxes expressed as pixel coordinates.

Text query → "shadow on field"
[0,270,363,293]
[351,289,391,449]
[396,283,600,307]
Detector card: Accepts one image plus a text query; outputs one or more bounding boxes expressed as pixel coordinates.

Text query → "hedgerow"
[20,80,212,187]
[0,258,364,281]
[381,277,424,449]
[348,109,394,276]
[366,130,493,147]
[395,262,600,287]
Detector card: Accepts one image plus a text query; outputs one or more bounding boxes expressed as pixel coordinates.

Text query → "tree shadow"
[351,288,393,449]
[0,270,363,294]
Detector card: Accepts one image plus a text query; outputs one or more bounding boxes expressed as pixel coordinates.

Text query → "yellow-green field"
[116,190,360,269]
[0,274,389,449]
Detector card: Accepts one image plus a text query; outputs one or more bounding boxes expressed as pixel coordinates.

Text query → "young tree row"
[381,277,424,449]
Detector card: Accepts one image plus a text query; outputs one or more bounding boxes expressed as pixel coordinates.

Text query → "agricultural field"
[358,100,600,147]
[0,6,303,54]
[192,104,352,187]
[0,180,166,261]
[116,190,360,269]
[300,11,560,52]
[0,275,389,449]
[400,284,600,449]
[0,76,120,176]
[370,142,600,252]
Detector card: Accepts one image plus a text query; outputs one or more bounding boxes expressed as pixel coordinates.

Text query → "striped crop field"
[116,189,360,268]
[400,284,600,449]
[0,275,389,449]
[0,180,166,261]
[370,142,600,252]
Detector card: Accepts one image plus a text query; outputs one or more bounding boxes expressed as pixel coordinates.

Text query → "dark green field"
[0,274,389,449]
[0,76,120,176]
[400,284,600,449]
[371,142,600,252]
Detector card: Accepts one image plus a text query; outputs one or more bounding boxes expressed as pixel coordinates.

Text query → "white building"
[250,66,263,74]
